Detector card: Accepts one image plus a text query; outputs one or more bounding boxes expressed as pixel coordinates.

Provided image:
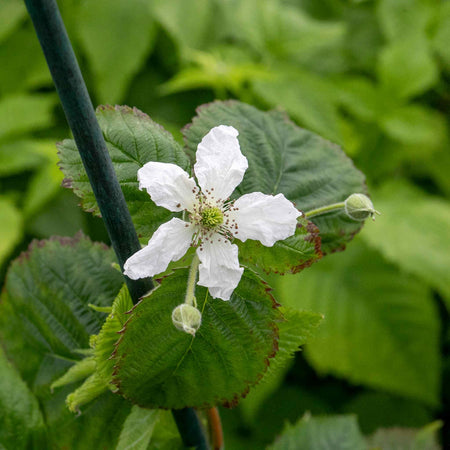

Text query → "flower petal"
[196,237,244,301]
[124,218,193,279]
[229,192,301,247]
[138,162,197,212]
[194,125,248,201]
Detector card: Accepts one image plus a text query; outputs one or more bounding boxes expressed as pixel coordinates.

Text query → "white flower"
[124,125,301,300]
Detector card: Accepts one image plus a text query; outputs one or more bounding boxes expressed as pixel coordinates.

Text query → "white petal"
[124,218,193,279]
[138,162,197,212]
[194,125,248,201]
[229,192,301,247]
[196,237,244,301]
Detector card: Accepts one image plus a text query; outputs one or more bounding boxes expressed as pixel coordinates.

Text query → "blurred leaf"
[379,104,447,148]
[368,421,442,450]
[362,181,450,308]
[276,240,441,406]
[238,216,322,275]
[343,392,433,434]
[241,307,323,423]
[0,198,22,268]
[150,0,214,53]
[183,100,367,255]
[377,0,435,41]
[378,35,438,100]
[116,407,160,450]
[0,347,46,449]
[432,2,450,72]
[253,68,343,144]
[268,414,366,450]
[0,24,51,95]
[112,268,280,409]
[77,0,157,104]
[58,105,190,240]
[0,0,26,43]
[0,139,49,177]
[0,94,56,141]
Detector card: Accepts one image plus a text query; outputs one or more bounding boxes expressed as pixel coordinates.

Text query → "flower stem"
[305,202,345,219]
[185,254,200,307]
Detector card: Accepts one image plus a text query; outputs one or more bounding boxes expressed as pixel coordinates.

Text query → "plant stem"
[185,254,200,306]
[24,1,209,447]
[305,202,345,219]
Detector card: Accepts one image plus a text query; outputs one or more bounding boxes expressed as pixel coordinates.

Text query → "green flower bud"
[344,193,380,221]
[172,304,202,336]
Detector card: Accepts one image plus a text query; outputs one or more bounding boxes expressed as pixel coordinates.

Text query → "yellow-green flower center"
[201,207,223,229]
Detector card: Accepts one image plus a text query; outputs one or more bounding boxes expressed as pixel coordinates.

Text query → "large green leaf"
[77,0,157,104]
[112,267,281,409]
[269,414,366,450]
[241,307,323,423]
[183,100,367,255]
[0,347,45,449]
[58,105,190,239]
[276,240,441,406]
[362,181,450,309]
[0,235,132,448]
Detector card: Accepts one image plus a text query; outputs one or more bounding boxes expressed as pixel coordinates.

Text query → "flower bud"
[172,304,202,336]
[344,193,379,221]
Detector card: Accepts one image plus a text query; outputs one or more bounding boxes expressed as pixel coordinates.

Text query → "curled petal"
[197,237,244,301]
[124,218,194,279]
[194,125,248,202]
[229,192,301,247]
[138,162,197,212]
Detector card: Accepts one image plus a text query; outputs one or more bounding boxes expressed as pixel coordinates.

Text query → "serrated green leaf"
[113,268,280,409]
[0,199,22,268]
[77,0,157,104]
[268,414,367,450]
[117,407,160,450]
[0,235,133,448]
[378,35,438,100]
[276,240,441,406]
[238,216,322,275]
[183,100,367,255]
[0,347,45,449]
[58,105,190,239]
[95,284,133,383]
[0,94,56,141]
[3,234,124,361]
[241,307,322,423]
[362,181,450,309]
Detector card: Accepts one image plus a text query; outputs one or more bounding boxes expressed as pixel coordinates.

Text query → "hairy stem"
[185,254,200,306]
[305,202,345,219]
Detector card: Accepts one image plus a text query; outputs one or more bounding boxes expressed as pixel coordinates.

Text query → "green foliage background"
[0,0,449,448]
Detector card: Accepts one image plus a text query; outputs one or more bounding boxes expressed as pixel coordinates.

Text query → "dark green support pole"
[24,0,209,448]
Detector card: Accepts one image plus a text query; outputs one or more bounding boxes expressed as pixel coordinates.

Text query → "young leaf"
[268,414,367,450]
[183,100,367,255]
[58,105,190,239]
[276,240,441,406]
[112,268,281,409]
